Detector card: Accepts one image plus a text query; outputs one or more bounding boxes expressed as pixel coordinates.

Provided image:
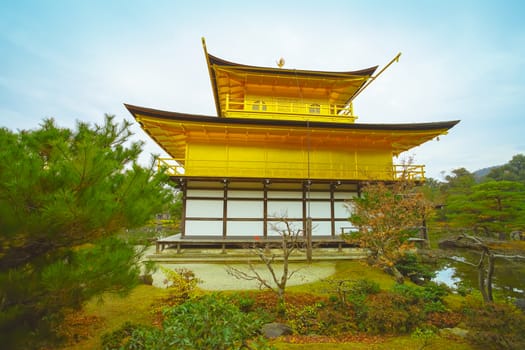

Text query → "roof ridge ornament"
[276,57,285,68]
[347,52,402,103]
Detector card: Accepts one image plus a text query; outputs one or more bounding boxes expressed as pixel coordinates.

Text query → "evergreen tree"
[486,154,525,183]
[446,180,525,236]
[442,168,477,193]
[0,116,173,348]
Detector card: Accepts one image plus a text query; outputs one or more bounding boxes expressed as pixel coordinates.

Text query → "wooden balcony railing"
[224,96,355,119]
[157,157,425,181]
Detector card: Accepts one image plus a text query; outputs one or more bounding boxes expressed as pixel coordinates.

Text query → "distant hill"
[473,166,499,181]
[472,154,524,182]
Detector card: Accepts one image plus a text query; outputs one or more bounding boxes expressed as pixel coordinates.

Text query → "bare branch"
[493,254,525,260]
[226,215,304,308]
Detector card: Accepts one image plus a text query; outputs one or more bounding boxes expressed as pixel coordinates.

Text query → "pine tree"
[0,115,174,348]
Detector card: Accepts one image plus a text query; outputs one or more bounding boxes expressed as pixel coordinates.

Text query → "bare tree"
[439,234,525,303]
[226,217,304,312]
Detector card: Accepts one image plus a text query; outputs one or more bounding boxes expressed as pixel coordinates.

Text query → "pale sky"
[1,0,524,180]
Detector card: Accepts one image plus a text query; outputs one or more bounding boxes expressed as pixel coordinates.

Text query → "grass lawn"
[66,285,171,349]
[286,259,397,297]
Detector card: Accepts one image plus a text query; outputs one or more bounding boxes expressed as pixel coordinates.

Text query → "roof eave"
[202,38,222,117]
[124,103,460,132]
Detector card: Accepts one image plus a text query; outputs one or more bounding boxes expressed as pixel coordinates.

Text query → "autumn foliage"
[345,181,434,283]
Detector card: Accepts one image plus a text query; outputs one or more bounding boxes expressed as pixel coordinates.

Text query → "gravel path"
[152,261,336,290]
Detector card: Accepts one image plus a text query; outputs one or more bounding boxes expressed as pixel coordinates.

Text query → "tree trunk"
[306,217,312,263]
[276,288,286,316]
[486,254,495,302]
[478,264,489,303]
[391,266,405,284]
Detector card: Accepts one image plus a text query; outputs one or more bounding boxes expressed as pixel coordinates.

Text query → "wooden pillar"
[306,217,312,262]
[263,180,269,238]
[302,180,308,235]
[180,179,187,237]
[303,180,312,262]
[330,182,336,238]
[222,179,228,239]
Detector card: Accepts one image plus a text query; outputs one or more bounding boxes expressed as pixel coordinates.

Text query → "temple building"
[125,39,458,248]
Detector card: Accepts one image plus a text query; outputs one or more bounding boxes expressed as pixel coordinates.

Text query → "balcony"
[157,158,425,182]
[222,96,357,123]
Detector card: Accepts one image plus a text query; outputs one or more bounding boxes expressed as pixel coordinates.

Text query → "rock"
[261,322,293,339]
[510,231,523,241]
[409,275,426,286]
[139,274,153,285]
[514,298,525,312]
[440,327,469,339]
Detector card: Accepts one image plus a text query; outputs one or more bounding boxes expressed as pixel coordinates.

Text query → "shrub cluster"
[102,294,274,350]
[464,301,525,350]
[395,253,436,283]
[289,279,460,336]
[101,276,524,349]
[354,282,456,334]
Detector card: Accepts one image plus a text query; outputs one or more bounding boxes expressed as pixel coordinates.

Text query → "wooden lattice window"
[309,103,321,114]
[252,100,267,111]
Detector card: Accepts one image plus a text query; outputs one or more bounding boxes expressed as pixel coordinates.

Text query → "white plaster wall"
[308,192,330,199]
[334,192,356,200]
[227,200,264,218]
[186,200,223,218]
[307,201,331,218]
[228,190,263,198]
[227,221,264,236]
[267,220,303,236]
[335,221,357,235]
[186,189,223,198]
[312,221,332,236]
[185,220,223,235]
[335,201,352,218]
[267,201,302,218]
[267,191,302,199]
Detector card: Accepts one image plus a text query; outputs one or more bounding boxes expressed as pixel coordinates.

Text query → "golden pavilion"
[125,39,458,247]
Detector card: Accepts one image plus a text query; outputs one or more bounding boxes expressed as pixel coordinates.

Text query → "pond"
[433,251,525,300]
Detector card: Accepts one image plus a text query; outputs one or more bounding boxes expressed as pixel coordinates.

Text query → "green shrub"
[338,279,381,331]
[347,292,368,329]
[351,278,381,296]
[101,322,162,350]
[229,292,256,313]
[160,267,200,300]
[392,282,449,307]
[411,327,437,349]
[287,302,326,335]
[391,284,424,304]
[425,311,463,329]
[395,253,436,282]
[465,302,525,350]
[161,294,271,350]
[423,300,447,313]
[104,294,273,350]
[363,292,423,334]
[420,281,450,302]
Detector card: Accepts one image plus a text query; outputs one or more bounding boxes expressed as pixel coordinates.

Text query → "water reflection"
[433,252,525,300]
[433,266,461,288]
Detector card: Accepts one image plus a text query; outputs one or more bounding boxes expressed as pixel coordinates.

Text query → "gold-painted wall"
[184,142,393,180]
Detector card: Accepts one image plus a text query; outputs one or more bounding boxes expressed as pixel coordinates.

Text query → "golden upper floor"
[203,38,378,123]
